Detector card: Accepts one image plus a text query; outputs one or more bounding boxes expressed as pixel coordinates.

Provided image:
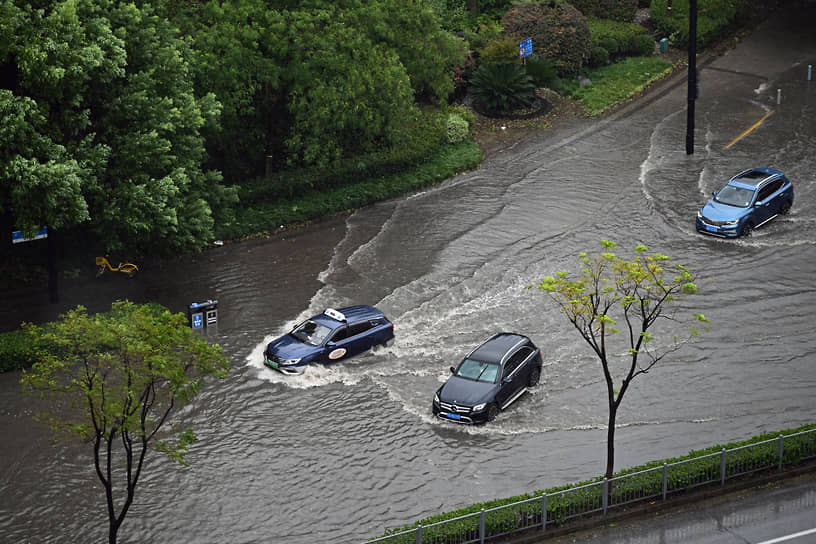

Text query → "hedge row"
[376,422,816,541]
[237,111,450,205]
[216,140,483,241]
[588,17,654,57]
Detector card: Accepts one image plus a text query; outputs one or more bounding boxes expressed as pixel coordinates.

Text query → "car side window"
[757,180,783,202]
[330,326,348,342]
[346,320,374,338]
[503,347,533,379]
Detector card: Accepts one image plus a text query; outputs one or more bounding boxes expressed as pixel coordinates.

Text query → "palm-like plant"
[469,63,536,114]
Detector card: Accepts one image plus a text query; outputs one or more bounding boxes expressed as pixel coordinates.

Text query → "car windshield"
[455,358,499,383]
[715,184,754,207]
[290,320,331,346]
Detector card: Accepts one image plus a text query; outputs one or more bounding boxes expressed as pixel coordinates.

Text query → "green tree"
[84,0,232,253]
[21,301,230,544]
[174,0,464,177]
[0,0,119,238]
[536,241,708,480]
[1,0,233,254]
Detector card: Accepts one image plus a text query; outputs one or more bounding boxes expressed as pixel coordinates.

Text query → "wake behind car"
[696,168,793,238]
[264,305,394,375]
[432,332,542,424]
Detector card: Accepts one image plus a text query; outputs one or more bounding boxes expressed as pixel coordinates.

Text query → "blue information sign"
[191,313,204,329]
[519,38,533,59]
[12,227,48,244]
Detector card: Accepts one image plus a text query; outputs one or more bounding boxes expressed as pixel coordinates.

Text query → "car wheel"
[487,403,499,422]
[780,201,792,215]
[528,366,541,387]
[740,221,754,237]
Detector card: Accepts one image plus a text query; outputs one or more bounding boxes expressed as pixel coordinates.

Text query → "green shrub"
[524,55,562,89]
[462,15,505,53]
[598,35,621,55]
[445,113,470,144]
[447,105,476,128]
[0,330,37,372]
[237,112,448,205]
[589,17,651,56]
[570,0,638,22]
[217,141,482,240]
[477,36,521,65]
[589,46,610,67]
[425,0,468,32]
[650,0,739,48]
[629,33,656,56]
[469,63,536,114]
[502,0,591,75]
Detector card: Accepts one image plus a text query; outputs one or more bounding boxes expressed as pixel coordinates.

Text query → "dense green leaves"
[21,301,229,543]
[1,0,234,254]
[469,63,536,113]
[2,0,467,253]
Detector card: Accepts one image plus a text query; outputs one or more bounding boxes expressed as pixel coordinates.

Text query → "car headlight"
[433,393,440,405]
[279,358,302,366]
[722,219,740,225]
[697,211,703,219]
[473,403,486,412]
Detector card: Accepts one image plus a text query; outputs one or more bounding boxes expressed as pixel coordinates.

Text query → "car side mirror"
[450,366,456,374]
[326,341,336,349]
[712,190,718,197]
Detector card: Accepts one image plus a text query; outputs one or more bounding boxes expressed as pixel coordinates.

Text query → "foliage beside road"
[375,422,816,541]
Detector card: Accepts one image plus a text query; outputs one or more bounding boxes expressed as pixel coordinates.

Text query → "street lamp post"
[686,0,697,154]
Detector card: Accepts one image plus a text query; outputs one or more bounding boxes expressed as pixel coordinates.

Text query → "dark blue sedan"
[696,168,794,238]
[264,305,394,375]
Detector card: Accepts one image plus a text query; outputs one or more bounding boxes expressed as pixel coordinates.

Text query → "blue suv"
[264,305,394,375]
[696,168,793,238]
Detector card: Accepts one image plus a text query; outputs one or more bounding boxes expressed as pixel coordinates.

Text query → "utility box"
[188,299,218,329]
[659,38,669,54]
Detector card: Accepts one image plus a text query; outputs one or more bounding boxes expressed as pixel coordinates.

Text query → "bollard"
[809,64,812,81]
[777,88,781,104]
[500,125,506,137]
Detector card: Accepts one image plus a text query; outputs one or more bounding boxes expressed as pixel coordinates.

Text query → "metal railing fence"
[365,429,816,544]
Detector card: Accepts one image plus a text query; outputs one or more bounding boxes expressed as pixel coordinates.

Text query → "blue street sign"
[519,38,533,59]
[12,227,48,244]
[191,313,204,329]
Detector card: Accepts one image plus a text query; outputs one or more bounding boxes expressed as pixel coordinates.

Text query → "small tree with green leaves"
[21,301,230,544]
[536,241,708,480]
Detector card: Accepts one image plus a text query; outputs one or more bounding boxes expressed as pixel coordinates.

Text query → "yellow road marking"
[724,109,775,149]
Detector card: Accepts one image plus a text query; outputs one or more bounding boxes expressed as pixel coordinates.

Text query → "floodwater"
[2,8,815,544]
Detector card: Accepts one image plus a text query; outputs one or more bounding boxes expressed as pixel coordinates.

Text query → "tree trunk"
[605,403,617,480]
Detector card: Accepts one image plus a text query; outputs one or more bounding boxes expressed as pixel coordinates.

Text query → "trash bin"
[188,299,218,329]
[659,38,669,54]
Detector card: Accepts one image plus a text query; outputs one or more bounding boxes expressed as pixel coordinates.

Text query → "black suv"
[432,333,542,424]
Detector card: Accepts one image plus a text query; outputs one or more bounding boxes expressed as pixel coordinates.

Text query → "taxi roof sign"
[324,308,346,322]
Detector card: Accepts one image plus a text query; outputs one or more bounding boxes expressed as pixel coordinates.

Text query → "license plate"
[705,224,717,232]
[267,359,279,369]
[444,412,461,421]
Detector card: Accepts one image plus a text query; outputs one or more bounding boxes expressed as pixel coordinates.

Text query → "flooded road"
[2,8,816,543]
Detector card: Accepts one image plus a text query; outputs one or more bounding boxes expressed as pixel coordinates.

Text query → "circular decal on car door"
[328,348,347,360]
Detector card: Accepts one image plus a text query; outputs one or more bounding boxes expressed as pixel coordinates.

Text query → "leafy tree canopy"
[1,0,234,254]
[21,300,230,544]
